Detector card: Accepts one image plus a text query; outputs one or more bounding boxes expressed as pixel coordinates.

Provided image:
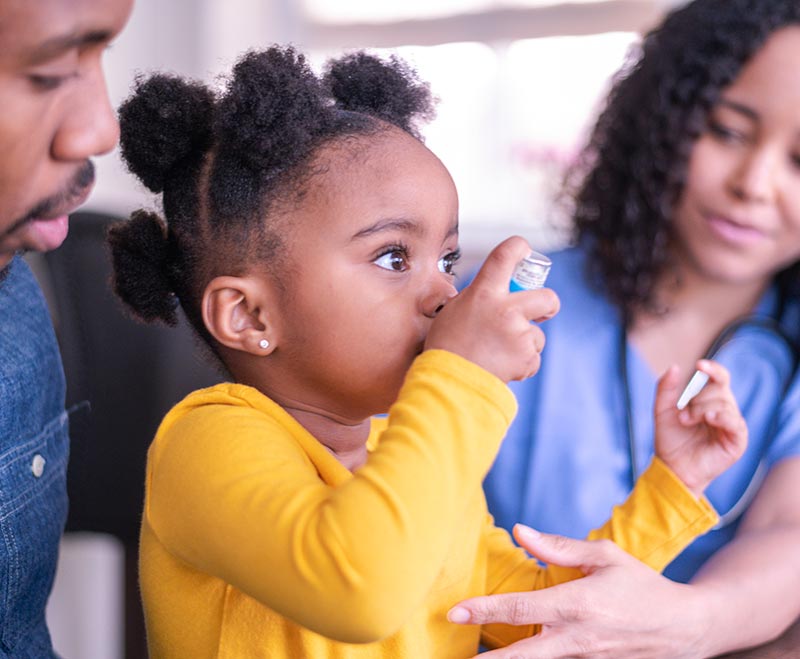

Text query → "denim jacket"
[0,257,68,658]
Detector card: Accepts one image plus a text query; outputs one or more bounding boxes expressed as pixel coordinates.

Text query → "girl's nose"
[421,277,458,319]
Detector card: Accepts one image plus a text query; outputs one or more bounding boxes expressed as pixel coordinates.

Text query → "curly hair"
[108,46,435,356]
[569,0,800,321]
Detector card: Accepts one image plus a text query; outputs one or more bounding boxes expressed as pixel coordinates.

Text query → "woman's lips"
[707,214,768,245]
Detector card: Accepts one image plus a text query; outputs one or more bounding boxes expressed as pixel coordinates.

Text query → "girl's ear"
[202,275,280,356]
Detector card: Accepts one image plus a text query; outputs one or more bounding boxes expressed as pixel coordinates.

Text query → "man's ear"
[202,275,279,356]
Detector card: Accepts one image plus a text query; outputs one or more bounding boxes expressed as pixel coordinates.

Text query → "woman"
[451,0,800,656]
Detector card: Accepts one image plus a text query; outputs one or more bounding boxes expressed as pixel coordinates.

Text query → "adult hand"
[449,525,709,659]
[425,236,560,383]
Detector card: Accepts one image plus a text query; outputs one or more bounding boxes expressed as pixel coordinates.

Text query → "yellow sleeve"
[480,457,719,648]
[146,350,516,644]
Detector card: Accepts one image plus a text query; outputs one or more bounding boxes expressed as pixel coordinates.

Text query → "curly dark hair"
[569,0,800,321]
[108,46,435,356]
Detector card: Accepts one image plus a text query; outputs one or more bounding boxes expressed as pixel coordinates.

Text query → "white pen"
[676,369,710,410]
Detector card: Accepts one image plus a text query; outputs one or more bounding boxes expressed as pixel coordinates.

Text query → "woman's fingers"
[448,525,631,627]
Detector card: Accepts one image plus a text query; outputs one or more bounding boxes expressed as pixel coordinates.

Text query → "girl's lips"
[707,214,767,245]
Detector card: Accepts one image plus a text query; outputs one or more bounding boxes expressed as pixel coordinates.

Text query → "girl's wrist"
[660,458,707,499]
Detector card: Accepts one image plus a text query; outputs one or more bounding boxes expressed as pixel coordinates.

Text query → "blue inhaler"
[510,250,552,291]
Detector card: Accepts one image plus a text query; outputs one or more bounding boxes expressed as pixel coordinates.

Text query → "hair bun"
[216,47,332,174]
[118,74,215,193]
[107,210,179,326]
[324,52,436,137]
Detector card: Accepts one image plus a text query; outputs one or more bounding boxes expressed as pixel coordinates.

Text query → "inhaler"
[510,250,552,291]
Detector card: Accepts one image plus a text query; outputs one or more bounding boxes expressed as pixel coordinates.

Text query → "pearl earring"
[259,339,270,349]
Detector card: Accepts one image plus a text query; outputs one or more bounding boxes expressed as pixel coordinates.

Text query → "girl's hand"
[424,236,560,383]
[654,360,748,497]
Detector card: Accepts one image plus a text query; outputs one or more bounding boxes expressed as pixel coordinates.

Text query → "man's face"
[0,0,133,270]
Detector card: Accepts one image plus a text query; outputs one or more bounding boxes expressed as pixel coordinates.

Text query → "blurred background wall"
[39,2,688,658]
[92,0,689,263]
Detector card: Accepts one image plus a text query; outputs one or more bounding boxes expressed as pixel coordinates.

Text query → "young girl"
[108,47,744,658]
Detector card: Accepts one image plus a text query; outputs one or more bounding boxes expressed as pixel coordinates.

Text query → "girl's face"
[672,26,800,289]
[267,128,460,421]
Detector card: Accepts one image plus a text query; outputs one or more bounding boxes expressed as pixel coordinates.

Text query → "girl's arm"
[145,350,516,644]
[146,236,554,644]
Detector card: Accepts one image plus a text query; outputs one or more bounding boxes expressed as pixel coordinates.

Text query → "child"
[108,47,746,658]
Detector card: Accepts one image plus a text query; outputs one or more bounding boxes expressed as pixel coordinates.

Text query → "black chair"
[43,210,222,659]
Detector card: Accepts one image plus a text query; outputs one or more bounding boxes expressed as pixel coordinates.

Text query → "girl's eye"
[374,249,408,272]
[438,249,461,275]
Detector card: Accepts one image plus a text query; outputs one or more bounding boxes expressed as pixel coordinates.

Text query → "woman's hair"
[108,46,435,355]
[568,0,800,319]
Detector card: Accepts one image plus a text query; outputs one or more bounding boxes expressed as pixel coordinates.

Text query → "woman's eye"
[438,250,461,275]
[708,120,747,145]
[374,250,408,272]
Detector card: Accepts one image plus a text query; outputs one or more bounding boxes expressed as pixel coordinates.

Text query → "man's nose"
[51,65,120,162]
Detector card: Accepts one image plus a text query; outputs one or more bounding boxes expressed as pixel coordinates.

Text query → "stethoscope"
[619,309,800,530]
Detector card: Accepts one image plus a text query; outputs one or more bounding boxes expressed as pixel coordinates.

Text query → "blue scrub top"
[484,247,800,582]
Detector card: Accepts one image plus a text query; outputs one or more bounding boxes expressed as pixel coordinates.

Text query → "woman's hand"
[425,236,559,383]
[448,525,710,659]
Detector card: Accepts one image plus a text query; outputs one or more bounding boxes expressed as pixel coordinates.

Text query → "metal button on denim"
[31,455,46,478]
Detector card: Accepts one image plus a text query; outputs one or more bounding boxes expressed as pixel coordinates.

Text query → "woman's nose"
[727,145,779,204]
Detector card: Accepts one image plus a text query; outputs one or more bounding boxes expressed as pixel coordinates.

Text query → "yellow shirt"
[140,350,717,658]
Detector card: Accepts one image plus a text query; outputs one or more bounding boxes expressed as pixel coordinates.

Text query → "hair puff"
[107,210,179,326]
[215,47,333,175]
[118,74,215,193]
[324,52,436,138]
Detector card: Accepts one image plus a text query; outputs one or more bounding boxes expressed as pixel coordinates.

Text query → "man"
[0,0,133,655]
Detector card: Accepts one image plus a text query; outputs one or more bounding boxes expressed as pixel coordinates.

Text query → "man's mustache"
[0,161,95,241]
